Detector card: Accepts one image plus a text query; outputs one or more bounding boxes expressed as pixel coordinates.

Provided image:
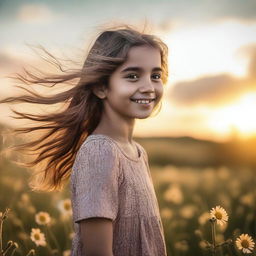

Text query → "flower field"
[0,137,256,255]
[152,164,256,255]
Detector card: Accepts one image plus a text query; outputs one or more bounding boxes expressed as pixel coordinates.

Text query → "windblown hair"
[0,24,169,192]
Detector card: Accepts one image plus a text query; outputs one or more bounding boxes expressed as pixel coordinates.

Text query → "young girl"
[1,24,169,255]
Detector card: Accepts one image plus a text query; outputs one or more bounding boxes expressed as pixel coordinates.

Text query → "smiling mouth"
[130,98,155,104]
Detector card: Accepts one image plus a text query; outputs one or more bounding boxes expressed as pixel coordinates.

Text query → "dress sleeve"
[71,138,120,223]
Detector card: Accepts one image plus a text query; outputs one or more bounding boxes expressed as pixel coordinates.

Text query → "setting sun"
[209,92,256,139]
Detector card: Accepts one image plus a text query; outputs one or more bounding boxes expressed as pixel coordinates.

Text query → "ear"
[92,84,107,99]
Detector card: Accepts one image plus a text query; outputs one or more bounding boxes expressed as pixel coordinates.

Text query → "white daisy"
[35,211,51,225]
[30,228,46,247]
[57,199,72,217]
[210,205,228,226]
[236,234,255,254]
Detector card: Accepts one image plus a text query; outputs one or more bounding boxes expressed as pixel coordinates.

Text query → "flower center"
[64,203,71,211]
[34,233,40,240]
[39,216,46,222]
[241,240,249,248]
[215,212,222,220]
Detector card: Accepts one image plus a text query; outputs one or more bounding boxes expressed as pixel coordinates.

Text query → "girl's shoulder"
[78,134,118,157]
[73,135,120,172]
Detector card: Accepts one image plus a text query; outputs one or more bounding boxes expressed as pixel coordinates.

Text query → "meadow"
[0,130,256,256]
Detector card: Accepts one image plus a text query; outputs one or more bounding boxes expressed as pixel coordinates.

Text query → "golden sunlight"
[208,92,256,139]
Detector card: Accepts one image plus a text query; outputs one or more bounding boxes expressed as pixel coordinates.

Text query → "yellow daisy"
[236,234,255,254]
[210,205,228,226]
[35,211,51,225]
[30,228,46,247]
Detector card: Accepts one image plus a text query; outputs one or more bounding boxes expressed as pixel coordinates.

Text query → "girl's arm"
[72,139,120,255]
[79,217,114,256]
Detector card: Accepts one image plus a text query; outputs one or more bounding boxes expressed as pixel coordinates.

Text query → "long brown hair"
[0,24,169,192]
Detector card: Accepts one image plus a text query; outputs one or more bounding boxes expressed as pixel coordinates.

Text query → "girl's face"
[103,45,163,120]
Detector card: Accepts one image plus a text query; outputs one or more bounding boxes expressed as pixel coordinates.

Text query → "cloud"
[218,0,256,22]
[17,4,54,24]
[184,0,256,22]
[169,45,256,106]
[249,50,256,79]
[237,43,256,79]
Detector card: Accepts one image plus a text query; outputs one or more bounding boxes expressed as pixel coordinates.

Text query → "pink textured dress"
[70,134,167,256]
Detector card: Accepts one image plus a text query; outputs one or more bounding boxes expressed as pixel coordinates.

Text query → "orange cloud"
[169,45,256,106]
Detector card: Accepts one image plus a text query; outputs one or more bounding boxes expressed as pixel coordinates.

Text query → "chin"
[134,113,152,119]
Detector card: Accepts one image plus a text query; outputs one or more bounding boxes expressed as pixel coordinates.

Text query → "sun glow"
[208,92,256,139]
[161,20,256,83]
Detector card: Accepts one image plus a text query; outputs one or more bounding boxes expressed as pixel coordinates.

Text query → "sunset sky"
[0,0,256,142]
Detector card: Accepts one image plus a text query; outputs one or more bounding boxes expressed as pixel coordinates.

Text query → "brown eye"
[126,73,139,80]
[152,74,161,80]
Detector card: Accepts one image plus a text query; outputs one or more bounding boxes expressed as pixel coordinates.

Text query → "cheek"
[107,87,132,107]
[109,79,133,97]
[156,83,164,100]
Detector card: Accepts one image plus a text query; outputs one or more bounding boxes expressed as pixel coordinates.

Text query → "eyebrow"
[120,66,163,73]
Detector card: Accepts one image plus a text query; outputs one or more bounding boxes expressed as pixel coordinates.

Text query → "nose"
[139,77,155,93]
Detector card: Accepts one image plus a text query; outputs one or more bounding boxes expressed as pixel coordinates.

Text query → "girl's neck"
[92,111,135,144]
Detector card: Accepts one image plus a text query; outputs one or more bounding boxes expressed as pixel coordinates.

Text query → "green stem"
[46,244,54,256]
[45,226,61,255]
[211,219,216,256]
[226,244,235,256]
[45,237,58,256]
[3,241,13,256]
[0,209,10,256]
[9,247,17,256]
[0,218,3,256]
[62,219,69,249]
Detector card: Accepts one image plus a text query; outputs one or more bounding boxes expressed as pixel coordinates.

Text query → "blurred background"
[0,0,256,255]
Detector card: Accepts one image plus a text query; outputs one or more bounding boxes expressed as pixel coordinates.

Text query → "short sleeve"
[71,138,120,223]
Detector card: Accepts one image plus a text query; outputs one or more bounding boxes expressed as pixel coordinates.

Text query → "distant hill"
[135,136,256,168]
[1,122,256,168]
